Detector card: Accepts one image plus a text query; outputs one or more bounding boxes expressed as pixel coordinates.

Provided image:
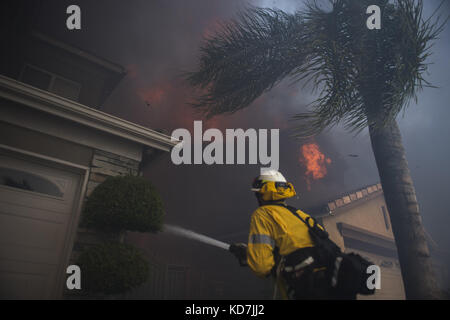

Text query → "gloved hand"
[229,243,248,267]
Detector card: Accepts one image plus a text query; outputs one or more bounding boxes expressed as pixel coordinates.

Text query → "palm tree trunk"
[367,117,441,299]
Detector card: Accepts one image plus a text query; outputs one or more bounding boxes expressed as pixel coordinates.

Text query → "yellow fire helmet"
[251,170,296,201]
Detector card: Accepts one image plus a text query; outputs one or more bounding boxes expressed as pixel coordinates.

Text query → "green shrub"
[83,175,164,233]
[77,242,149,295]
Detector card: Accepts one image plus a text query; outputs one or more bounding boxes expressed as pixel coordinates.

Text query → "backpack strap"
[269,204,338,250]
[268,203,320,232]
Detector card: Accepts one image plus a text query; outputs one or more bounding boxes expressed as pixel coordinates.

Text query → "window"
[0,167,64,197]
[381,206,390,230]
[20,64,81,101]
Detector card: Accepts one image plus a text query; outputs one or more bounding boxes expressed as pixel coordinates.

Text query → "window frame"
[19,64,82,101]
[0,166,65,199]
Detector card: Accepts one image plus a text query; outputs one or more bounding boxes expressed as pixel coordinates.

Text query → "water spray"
[164,224,230,251]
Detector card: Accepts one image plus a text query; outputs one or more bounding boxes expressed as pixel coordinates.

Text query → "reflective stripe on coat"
[247,204,317,277]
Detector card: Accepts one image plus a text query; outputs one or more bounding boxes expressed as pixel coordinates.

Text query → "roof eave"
[0,75,178,152]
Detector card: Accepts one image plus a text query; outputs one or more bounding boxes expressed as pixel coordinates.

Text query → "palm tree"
[186,0,447,299]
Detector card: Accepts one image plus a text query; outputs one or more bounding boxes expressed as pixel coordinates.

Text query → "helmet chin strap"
[255,193,286,207]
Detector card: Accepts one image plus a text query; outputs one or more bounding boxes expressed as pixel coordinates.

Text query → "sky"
[33,0,450,276]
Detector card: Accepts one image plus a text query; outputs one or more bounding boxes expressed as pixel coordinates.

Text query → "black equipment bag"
[277,204,376,297]
[280,246,333,300]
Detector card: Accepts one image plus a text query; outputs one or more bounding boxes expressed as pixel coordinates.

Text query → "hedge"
[83,175,165,233]
[77,242,149,295]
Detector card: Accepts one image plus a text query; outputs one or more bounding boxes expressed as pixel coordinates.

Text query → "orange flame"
[300,143,332,190]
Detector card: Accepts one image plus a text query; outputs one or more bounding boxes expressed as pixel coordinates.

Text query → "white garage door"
[0,152,82,299]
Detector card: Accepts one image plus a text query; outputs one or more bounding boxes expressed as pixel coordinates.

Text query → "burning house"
[308,183,406,299]
[0,4,176,299]
[308,182,449,300]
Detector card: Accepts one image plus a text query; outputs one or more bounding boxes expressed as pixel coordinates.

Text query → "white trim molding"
[0,75,178,153]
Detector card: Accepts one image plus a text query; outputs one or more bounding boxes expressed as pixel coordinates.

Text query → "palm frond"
[186,0,447,136]
[185,7,307,117]
[292,0,447,136]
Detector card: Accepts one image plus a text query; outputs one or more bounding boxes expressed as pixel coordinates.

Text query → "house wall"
[0,121,93,167]
[321,192,406,300]
[0,74,180,298]
[19,36,119,107]
[2,32,122,108]
[64,149,141,299]
[323,193,395,249]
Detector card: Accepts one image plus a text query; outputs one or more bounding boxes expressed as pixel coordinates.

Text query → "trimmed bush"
[83,175,164,233]
[77,242,149,295]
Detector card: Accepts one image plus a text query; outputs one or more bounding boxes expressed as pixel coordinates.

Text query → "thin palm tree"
[186,0,447,299]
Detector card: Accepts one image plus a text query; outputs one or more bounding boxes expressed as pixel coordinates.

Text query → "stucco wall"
[323,193,395,249]
[0,121,93,167]
[322,192,406,300]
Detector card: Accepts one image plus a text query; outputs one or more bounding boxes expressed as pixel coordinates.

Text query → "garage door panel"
[0,174,78,213]
[0,244,61,268]
[0,154,79,202]
[0,259,57,299]
[0,152,82,299]
[0,214,65,263]
[0,200,68,224]
[0,187,71,214]
[0,272,50,299]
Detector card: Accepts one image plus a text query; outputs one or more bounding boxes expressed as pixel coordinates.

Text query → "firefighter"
[229,170,346,300]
